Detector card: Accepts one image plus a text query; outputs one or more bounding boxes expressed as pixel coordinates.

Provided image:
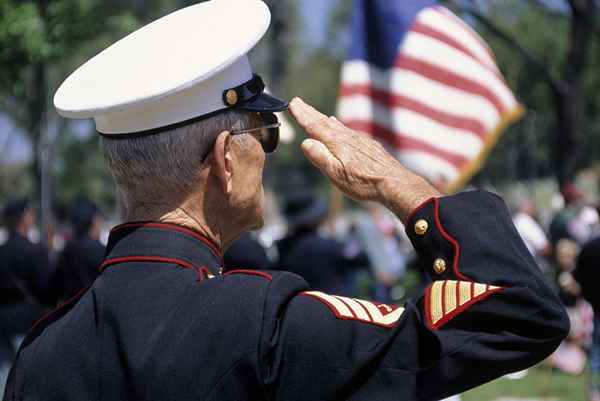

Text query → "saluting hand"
[288,97,439,221]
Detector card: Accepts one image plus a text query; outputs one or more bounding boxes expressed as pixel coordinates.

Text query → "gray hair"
[100,110,252,207]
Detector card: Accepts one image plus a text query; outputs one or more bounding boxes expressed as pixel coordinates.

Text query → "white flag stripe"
[339,61,501,129]
[402,31,517,110]
[304,291,354,318]
[418,7,498,72]
[337,96,484,159]
[436,6,497,65]
[336,296,371,321]
[397,150,460,182]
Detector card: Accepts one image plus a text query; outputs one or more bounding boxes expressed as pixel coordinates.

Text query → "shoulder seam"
[224,269,273,280]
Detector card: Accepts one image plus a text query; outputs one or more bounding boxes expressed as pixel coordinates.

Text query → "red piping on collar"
[110,222,223,262]
[100,255,196,272]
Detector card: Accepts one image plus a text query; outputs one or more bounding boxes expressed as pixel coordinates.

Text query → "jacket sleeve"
[260,190,569,401]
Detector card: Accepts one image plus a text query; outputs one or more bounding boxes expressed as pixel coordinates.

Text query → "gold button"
[414,219,428,235]
[225,89,238,106]
[433,258,447,274]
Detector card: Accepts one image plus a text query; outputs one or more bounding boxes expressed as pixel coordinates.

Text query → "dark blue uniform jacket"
[3,191,570,401]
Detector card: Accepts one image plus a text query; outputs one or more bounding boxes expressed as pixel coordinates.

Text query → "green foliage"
[52,129,115,213]
[472,1,600,185]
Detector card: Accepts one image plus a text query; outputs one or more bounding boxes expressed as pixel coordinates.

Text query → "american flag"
[336,0,523,192]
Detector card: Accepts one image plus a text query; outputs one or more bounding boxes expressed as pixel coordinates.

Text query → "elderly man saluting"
[4,1,568,401]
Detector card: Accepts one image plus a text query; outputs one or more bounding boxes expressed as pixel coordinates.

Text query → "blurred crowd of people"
[2,182,600,400]
[0,197,105,387]
[511,182,600,401]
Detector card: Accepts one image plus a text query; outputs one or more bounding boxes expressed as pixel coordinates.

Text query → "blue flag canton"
[347,0,438,69]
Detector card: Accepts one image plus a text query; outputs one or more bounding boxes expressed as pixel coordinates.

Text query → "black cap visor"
[239,91,288,113]
[222,74,288,113]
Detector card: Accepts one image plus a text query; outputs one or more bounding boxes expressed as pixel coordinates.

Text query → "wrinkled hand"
[288,97,439,221]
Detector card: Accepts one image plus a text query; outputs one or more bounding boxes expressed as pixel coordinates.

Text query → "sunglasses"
[230,113,280,154]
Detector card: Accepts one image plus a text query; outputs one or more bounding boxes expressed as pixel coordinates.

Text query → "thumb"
[301,139,338,177]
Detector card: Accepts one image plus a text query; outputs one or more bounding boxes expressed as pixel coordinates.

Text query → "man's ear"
[211,131,234,195]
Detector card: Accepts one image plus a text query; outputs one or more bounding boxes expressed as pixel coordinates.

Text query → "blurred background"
[2,0,600,400]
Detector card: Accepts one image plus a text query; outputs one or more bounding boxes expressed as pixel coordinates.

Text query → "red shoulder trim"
[100,255,196,272]
[32,285,90,331]
[224,269,272,280]
[111,222,222,260]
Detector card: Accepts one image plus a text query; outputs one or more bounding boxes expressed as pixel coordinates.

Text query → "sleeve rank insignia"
[302,291,405,328]
[425,280,503,330]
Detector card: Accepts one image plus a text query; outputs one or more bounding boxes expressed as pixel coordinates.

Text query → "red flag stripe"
[339,84,487,139]
[410,22,502,79]
[395,55,508,115]
[345,120,469,168]
[434,6,497,66]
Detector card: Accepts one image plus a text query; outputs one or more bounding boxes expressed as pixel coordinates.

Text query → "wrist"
[377,174,439,222]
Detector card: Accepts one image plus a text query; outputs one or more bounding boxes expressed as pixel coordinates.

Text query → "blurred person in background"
[356,202,408,303]
[550,183,599,246]
[49,199,105,304]
[574,234,600,401]
[512,198,551,262]
[223,232,272,270]
[547,238,591,376]
[277,192,368,296]
[0,199,50,371]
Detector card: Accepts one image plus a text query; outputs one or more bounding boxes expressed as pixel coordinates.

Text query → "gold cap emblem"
[433,258,447,274]
[414,219,428,235]
[225,89,238,106]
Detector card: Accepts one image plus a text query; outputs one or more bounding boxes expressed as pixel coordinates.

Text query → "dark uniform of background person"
[2,2,570,401]
[0,199,50,368]
[49,199,105,303]
[277,192,369,296]
[574,235,600,399]
[223,232,272,270]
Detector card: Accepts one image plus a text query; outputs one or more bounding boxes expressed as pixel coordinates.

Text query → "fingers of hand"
[301,139,340,178]
[289,98,335,141]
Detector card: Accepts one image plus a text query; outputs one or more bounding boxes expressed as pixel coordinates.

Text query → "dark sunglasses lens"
[260,113,279,153]
[261,127,279,153]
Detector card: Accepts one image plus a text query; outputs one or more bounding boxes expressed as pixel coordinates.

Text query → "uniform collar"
[102,222,223,276]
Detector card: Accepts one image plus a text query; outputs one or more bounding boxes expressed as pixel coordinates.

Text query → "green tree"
[446,0,599,187]
[0,0,138,239]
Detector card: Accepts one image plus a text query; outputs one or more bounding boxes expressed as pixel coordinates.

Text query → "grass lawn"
[462,366,587,401]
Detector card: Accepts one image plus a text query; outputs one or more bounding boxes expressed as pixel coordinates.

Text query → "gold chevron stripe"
[473,283,487,297]
[444,280,457,314]
[459,281,471,306]
[431,281,445,324]
[428,280,503,329]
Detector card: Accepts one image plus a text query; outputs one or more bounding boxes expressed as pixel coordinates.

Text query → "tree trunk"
[555,0,596,185]
[267,0,290,96]
[28,0,50,245]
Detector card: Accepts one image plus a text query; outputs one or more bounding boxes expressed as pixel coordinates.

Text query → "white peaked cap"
[53,0,288,135]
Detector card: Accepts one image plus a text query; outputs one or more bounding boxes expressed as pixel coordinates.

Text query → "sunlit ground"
[463,365,586,401]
